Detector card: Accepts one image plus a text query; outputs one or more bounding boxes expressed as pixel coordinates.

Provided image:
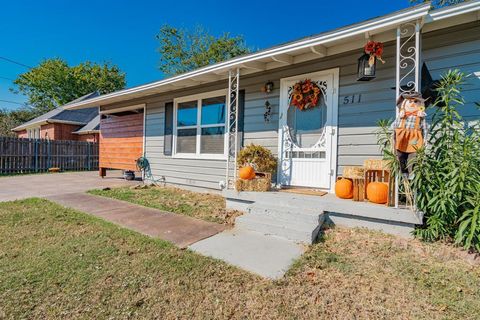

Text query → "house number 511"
[342,94,362,104]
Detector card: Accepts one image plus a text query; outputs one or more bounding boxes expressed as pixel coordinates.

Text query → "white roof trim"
[74,130,100,135]
[12,119,87,131]
[61,1,480,110]
[99,103,145,114]
[12,121,47,131]
[427,0,480,21]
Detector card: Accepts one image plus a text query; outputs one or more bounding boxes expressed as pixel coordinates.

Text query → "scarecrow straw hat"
[396,91,426,107]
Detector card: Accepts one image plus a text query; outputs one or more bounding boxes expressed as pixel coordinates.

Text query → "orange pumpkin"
[335,178,353,199]
[239,166,255,180]
[367,182,388,204]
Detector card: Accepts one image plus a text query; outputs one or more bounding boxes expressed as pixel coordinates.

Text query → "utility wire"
[0,56,32,69]
[0,99,28,106]
[0,75,15,81]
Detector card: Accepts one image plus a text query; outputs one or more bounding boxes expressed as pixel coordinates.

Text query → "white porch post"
[226,68,240,189]
[395,20,422,208]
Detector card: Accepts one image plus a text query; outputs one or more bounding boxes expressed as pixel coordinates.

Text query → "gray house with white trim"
[64,2,480,195]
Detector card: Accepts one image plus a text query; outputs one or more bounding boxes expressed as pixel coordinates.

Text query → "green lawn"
[89,186,241,225]
[1,199,479,319]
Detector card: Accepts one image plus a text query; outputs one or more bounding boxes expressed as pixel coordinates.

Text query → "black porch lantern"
[357,53,376,81]
[265,81,274,93]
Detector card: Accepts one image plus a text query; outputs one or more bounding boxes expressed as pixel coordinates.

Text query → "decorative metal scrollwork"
[280,77,329,185]
[282,79,328,159]
[226,68,240,188]
[395,20,421,208]
[282,124,326,158]
[397,22,419,94]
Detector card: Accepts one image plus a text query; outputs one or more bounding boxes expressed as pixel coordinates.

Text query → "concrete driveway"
[0,171,139,202]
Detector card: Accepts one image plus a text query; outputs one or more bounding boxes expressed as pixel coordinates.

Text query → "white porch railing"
[395,20,422,208]
[225,68,240,189]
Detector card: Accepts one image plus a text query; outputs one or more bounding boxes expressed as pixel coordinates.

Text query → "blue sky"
[0,0,413,110]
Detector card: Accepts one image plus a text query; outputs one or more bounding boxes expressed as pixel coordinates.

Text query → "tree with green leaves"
[0,107,36,137]
[411,0,466,7]
[156,25,250,76]
[12,59,126,115]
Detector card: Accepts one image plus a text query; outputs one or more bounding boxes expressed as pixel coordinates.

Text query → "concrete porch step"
[225,190,424,238]
[236,211,324,244]
[247,203,323,225]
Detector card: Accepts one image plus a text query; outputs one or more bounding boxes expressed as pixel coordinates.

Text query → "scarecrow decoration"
[392,91,428,176]
[289,79,323,111]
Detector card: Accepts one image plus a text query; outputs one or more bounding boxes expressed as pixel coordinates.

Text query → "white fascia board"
[12,119,86,131]
[12,121,48,131]
[99,103,145,114]
[63,4,431,110]
[47,120,87,125]
[427,0,480,21]
[74,130,100,135]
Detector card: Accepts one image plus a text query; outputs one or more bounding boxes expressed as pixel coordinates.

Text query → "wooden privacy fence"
[0,137,99,174]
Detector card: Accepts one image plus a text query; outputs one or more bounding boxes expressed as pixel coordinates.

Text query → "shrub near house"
[412,70,480,252]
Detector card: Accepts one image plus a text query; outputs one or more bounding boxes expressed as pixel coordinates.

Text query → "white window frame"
[27,127,40,139]
[173,89,228,160]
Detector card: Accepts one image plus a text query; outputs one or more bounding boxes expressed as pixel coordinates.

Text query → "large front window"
[174,90,227,158]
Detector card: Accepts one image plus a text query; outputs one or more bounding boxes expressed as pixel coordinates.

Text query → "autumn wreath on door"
[289,79,325,111]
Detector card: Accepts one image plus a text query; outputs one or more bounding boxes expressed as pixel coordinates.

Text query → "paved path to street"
[46,192,226,248]
[0,171,137,202]
[1,170,301,278]
[190,228,305,279]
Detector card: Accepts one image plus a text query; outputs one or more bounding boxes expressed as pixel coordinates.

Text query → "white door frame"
[276,68,339,193]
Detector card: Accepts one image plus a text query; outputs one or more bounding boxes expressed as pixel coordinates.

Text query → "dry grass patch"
[1,199,479,319]
[289,227,480,319]
[89,185,242,225]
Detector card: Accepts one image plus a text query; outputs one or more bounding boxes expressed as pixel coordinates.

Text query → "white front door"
[277,69,339,191]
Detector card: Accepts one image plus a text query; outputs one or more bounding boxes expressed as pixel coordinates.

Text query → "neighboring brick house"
[12,92,100,142]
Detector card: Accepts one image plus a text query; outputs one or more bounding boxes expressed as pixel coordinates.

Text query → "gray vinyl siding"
[241,44,398,173]
[136,22,480,189]
[422,22,480,124]
[143,86,228,190]
[240,21,480,174]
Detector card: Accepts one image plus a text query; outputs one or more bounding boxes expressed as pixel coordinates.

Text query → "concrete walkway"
[1,171,304,278]
[189,228,305,279]
[0,171,138,202]
[46,192,226,248]
[48,192,303,278]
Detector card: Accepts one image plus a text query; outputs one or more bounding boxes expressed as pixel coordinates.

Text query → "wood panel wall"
[99,112,143,173]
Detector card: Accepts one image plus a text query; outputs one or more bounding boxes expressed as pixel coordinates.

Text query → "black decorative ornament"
[357,53,376,81]
[264,100,272,122]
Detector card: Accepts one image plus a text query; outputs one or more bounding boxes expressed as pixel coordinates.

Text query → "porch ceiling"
[63,1,480,110]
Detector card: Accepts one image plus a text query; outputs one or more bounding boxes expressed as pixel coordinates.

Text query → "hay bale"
[363,159,390,170]
[343,166,365,179]
[235,172,271,192]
